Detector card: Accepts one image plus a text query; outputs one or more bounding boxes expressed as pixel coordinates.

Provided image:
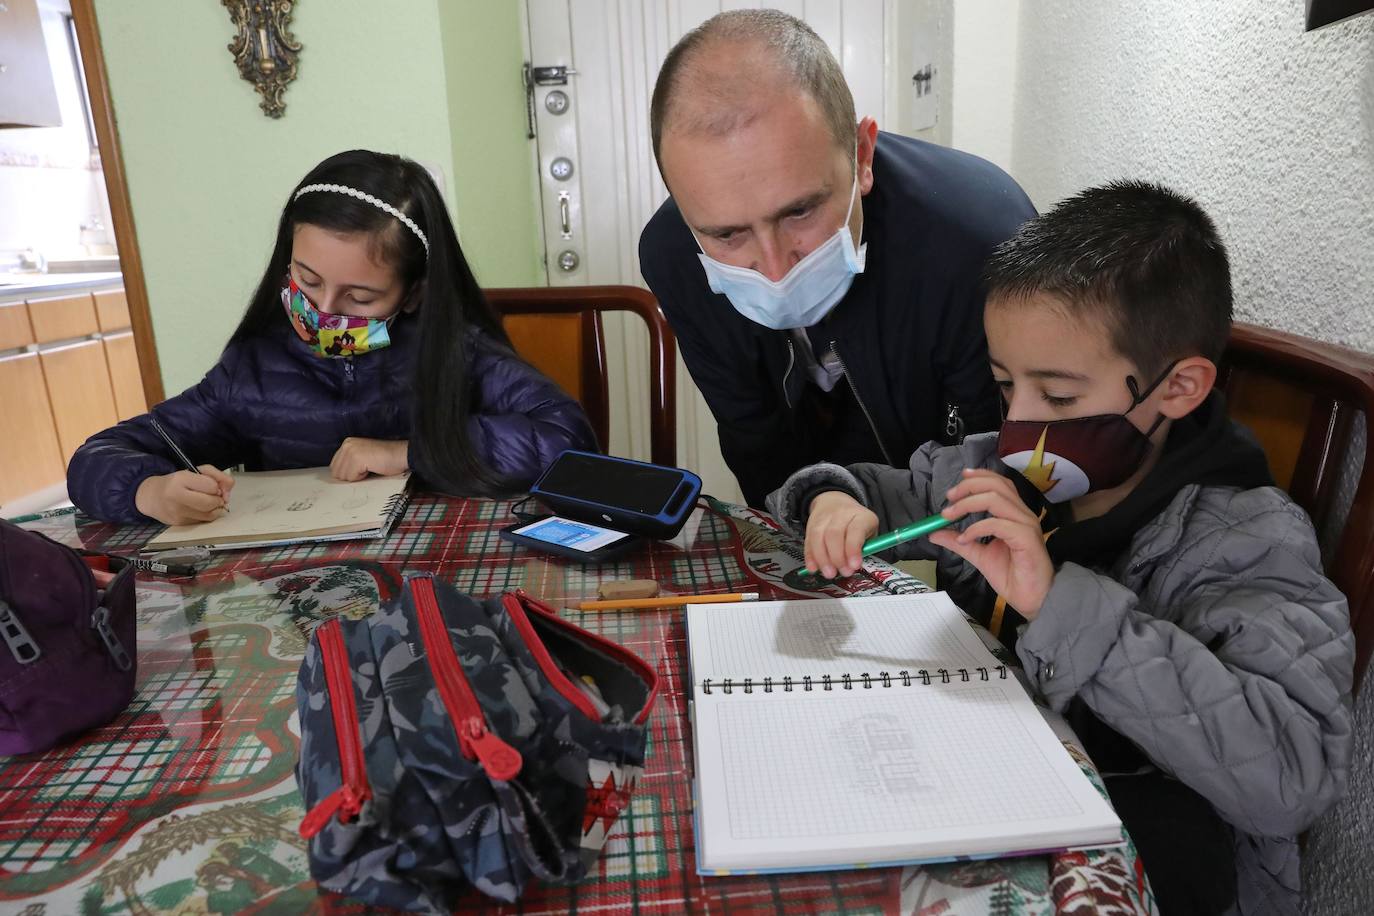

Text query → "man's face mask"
[691,157,866,331]
[281,275,395,358]
[997,364,1175,503]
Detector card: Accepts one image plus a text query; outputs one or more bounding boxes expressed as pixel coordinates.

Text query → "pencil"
[149,416,229,512]
[576,592,760,611]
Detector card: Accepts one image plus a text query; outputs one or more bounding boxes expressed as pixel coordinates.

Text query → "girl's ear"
[400,278,426,314]
[1158,356,1218,419]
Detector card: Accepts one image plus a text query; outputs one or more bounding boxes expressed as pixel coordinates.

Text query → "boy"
[766,181,1353,915]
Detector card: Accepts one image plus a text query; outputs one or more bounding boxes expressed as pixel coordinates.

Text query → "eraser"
[597,579,660,601]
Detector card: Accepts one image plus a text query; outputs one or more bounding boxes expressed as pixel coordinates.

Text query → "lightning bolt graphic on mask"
[1020,427,1060,495]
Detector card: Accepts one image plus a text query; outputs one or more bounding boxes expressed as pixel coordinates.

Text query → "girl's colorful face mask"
[281,276,395,358]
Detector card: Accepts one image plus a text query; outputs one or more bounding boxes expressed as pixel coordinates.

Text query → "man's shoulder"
[639,195,694,267]
[871,132,1036,249]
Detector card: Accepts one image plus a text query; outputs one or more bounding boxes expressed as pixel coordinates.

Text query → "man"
[639,9,1036,506]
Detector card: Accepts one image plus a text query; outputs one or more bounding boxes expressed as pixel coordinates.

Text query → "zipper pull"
[944,403,965,443]
[460,716,522,781]
[0,599,41,664]
[299,783,365,838]
[90,605,133,672]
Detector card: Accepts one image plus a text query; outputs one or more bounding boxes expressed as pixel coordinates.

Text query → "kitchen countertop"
[0,272,124,303]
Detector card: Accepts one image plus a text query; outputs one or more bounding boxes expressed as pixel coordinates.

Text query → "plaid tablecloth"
[1,496,1156,915]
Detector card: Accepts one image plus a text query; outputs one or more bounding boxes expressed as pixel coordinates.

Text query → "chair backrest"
[485,285,677,467]
[1220,321,1374,692]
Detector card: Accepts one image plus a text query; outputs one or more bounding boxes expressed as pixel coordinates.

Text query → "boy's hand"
[805,491,879,579]
[928,469,1054,619]
[134,466,235,525]
[330,438,409,482]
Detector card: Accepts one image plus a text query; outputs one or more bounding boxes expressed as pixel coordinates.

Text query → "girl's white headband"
[294,182,429,256]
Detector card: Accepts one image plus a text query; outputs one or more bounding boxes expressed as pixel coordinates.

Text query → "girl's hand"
[330,438,409,481]
[805,491,879,579]
[927,469,1053,619]
[134,466,235,525]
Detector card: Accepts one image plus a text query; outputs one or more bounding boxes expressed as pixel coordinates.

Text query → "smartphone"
[530,451,702,539]
[500,514,640,563]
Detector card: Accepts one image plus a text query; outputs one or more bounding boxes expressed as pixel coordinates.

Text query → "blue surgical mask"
[692,165,866,331]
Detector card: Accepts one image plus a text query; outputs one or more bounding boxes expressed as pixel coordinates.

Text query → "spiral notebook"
[686,593,1122,875]
[143,468,411,551]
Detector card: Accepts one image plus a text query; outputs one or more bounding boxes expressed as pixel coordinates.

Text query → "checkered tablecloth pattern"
[0,495,1155,915]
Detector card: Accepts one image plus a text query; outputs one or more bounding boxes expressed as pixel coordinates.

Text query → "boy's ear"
[1157,356,1217,419]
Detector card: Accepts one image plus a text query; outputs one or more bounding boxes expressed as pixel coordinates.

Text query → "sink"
[46,256,121,273]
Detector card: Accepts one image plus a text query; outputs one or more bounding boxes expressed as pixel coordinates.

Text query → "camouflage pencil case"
[295,572,659,911]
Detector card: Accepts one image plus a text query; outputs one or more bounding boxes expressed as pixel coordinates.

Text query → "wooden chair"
[1220,322,1374,693]
[486,285,677,467]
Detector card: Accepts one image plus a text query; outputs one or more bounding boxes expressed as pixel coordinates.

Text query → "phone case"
[529,452,702,540]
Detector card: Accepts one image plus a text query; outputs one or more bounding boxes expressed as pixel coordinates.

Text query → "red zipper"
[508,590,661,725]
[300,618,372,839]
[411,576,522,781]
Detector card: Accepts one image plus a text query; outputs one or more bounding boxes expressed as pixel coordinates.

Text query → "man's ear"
[856,117,879,195]
[1158,356,1217,419]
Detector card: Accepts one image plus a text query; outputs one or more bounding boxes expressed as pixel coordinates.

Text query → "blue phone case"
[529,451,702,540]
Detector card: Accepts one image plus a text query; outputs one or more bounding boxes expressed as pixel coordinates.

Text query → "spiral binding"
[380,490,412,534]
[699,665,1008,695]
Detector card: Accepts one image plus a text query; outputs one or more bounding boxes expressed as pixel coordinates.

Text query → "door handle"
[558,191,572,239]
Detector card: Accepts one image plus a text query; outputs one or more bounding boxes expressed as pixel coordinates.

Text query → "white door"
[523,0,944,503]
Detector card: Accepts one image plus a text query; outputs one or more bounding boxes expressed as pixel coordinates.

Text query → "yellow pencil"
[576,592,760,611]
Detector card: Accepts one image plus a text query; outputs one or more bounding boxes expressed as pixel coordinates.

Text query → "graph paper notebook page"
[685,593,1123,874]
[144,469,410,551]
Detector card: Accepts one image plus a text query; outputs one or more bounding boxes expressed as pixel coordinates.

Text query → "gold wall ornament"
[223,0,302,119]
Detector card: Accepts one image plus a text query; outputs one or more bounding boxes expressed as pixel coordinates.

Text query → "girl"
[68,150,597,525]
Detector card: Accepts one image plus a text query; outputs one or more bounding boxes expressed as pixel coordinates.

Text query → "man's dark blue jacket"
[640,132,1036,506]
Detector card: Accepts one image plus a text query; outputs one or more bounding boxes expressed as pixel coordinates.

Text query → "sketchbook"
[143,468,411,551]
[686,593,1123,875]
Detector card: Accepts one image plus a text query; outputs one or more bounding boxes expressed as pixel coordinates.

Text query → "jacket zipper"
[830,341,896,466]
[410,576,522,781]
[300,618,372,839]
[781,337,797,410]
[945,403,966,443]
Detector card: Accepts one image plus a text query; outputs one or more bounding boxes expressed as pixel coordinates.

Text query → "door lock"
[549,157,574,181]
[557,250,580,273]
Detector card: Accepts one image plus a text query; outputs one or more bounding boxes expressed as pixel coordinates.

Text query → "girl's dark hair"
[230,149,516,495]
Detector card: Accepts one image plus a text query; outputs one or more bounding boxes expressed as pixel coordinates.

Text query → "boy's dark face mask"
[997,363,1175,503]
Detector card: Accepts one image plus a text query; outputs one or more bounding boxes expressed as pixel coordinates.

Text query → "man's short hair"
[984,180,1234,374]
[650,9,856,171]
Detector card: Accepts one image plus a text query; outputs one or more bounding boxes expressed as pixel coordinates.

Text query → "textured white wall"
[1010,1,1374,353]
[950,0,1020,173]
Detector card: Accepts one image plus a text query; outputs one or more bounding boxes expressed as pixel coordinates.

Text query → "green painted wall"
[96,0,543,395]
[437,1,545,288]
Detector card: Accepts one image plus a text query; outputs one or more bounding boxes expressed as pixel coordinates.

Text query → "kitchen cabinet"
[0,352,65,505]
[0,282,148,511]
[39,338,119,463]
[103,331,146,419]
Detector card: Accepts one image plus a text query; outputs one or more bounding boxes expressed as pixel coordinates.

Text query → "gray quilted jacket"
[767,432,1354,915]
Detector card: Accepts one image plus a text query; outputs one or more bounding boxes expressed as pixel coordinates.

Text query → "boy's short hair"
[983,180,1233,374]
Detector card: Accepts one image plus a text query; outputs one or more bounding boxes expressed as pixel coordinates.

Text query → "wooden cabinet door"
[39,340,119,463]
[26,292,99,343]
[0,301,35,350]
[0,352,65,505]
[103,331,147,419]
[94,288,132,332]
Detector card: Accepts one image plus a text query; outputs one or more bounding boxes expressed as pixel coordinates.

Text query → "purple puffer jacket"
[67,316,597,523]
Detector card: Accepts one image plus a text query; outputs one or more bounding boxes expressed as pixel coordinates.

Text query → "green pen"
[861,512,954,556]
